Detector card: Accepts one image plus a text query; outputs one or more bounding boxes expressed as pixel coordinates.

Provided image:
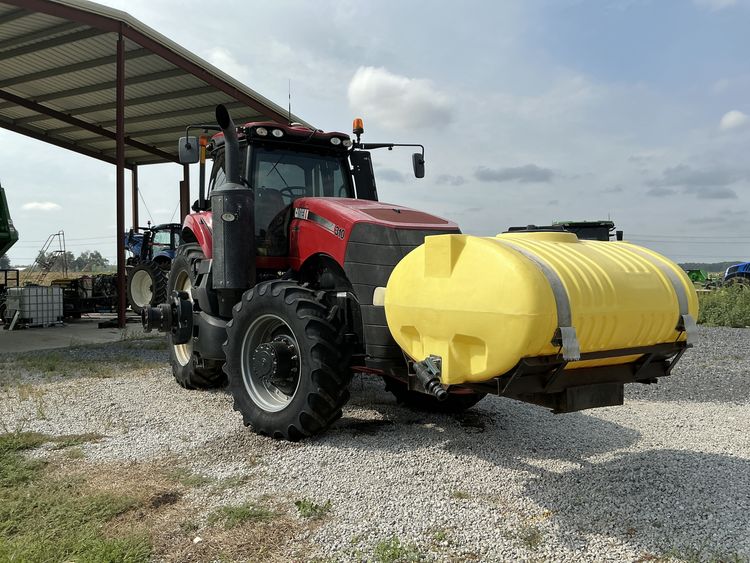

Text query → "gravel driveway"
[1,326,748,562]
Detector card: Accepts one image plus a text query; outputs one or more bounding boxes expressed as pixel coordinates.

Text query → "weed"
[698,285,750,327]
[432,529,448,543]
[450,490,470,500]
[373,536,423,563]
[213,474,249,491]
[294,498,332,520]
[166,467,214,488]
[179,520,199,535]
[0,431,149,561]
[51,432,104,450]
[65,447,85,460]
[208,502,276,529]
[518,524,544,550]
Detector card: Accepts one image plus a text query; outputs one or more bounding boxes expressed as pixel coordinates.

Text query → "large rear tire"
[384,377,486,413]
[224,280,351,440]
[127,260,167,315]
[168,243,225,389]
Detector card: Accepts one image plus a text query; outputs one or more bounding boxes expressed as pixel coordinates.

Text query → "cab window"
[252,148,352,257]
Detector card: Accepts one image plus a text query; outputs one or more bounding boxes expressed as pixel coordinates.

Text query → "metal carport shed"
[0,0,307,326]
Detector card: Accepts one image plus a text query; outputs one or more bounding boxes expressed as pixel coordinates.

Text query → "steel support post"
[116,30,126,328]
[131,164,139,230]
[180,163,190,221]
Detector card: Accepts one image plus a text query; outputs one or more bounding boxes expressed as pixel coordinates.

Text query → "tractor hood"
[293,197,457,231]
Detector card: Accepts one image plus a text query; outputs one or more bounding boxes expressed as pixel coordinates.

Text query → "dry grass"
[66,459,313,563]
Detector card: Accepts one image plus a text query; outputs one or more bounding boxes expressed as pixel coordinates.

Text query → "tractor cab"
[203,123,356,257]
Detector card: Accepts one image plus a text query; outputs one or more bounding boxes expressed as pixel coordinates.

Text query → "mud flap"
[521,382,625,414]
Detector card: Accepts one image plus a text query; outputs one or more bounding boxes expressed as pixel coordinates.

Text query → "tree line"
[32,250,111,272]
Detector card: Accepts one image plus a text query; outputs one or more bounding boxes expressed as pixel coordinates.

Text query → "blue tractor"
[723,262,750,286]
[124,223,181,314]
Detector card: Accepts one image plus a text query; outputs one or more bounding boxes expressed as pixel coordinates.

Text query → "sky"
[2,0,750,265]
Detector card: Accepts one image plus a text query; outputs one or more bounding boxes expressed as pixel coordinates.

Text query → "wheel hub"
[252,337,298,395]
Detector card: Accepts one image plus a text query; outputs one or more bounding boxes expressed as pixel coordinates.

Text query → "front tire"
[127,260,167,315]
[224,280,351,440]
[168,243,225,389]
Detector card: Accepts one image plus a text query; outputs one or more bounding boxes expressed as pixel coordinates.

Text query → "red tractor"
[143,105,694,440]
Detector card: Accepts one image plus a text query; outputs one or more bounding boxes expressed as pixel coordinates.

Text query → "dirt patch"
[53,458,315,562]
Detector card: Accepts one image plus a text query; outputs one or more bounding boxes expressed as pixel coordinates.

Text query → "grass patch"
[698,285,750,327]
[518,524,544,550]
[51,432,104,450]
[450,490,470,500]
[0,431,149,562]
[165,467,215,488]
[121,338,168,351]
[294,498,332,520]
[373,536,423,563]
[208,502,277,529]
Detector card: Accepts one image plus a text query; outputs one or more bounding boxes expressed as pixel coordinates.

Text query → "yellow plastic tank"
[384,231,698,385]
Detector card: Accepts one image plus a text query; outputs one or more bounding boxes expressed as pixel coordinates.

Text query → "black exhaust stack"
[212,104,255,317]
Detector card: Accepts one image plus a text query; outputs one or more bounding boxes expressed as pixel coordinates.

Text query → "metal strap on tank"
[501,240,581,361]
[624,246,696,345]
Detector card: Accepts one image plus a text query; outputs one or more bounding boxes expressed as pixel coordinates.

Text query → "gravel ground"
[1,326,749,562]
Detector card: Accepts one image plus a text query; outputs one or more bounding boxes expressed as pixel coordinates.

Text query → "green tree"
[0,253,10,269]
[75,250,110,272]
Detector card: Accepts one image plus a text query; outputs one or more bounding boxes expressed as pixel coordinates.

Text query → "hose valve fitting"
[413,355,447,401]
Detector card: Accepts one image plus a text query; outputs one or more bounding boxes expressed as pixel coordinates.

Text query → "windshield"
[252,147,353,203]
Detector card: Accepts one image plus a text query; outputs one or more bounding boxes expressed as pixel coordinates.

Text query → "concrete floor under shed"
[0,313,145,353]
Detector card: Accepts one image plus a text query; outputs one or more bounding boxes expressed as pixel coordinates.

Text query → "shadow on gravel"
[334,381,640,464]
[525,449,750,559]
[333,377,749,559]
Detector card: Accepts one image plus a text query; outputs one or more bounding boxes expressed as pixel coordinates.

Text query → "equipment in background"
[0,183,18,257]
[686,269,709,284]
[507,220,623,241]
[723,262,750,286]
[124,223,181,314]
[4,285,63,329]
[51,274,118,318]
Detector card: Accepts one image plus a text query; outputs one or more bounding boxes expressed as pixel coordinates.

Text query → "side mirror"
[412,153,425,179]
[178,136,200,164]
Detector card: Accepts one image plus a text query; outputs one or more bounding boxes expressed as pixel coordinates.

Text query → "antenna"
[288,79,292,124]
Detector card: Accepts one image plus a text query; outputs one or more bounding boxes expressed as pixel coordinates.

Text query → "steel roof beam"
[0,117,127,168]
[0,7,31,25]
[0,27,105,61]
[46,101,249,135]
[0,47,152,88]
[0,67,188,110]
[0,20,83,50]
[0,89,178,162]
[73,112,263,143]
[14,85,220,125]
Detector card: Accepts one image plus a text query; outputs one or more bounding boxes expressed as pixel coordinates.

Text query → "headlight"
[330,137,342,146]
[272,129,284,138]
[255,127,268,136]
[342,139,352,148]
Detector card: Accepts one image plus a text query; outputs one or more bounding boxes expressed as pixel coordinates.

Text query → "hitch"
[413,355,447,401]
[142,291,192,344]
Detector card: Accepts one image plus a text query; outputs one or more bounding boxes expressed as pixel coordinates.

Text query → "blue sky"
[2,0,749,264]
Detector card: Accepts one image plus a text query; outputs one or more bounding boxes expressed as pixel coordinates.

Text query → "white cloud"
[347,66,453,130]
[21,201,61,211]
[694,0,738,10]
[206,47,250,82]
[719,110,750,131]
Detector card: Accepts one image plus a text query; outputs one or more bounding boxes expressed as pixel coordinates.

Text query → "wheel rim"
[172,269,193,367]
[131,269,154,307]
[240,314,301,412]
